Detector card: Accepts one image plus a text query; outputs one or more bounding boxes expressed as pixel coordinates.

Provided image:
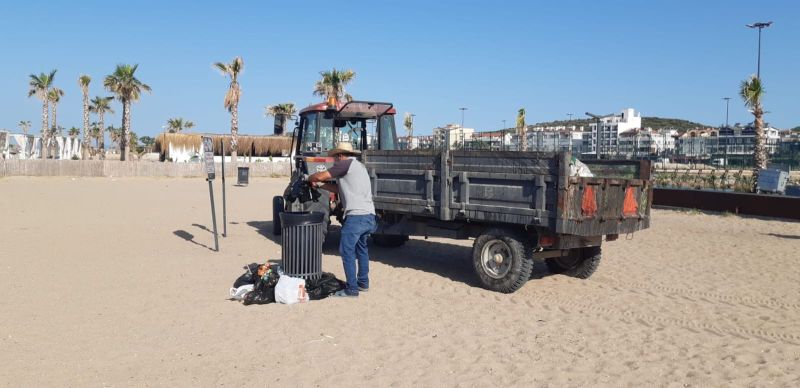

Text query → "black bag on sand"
[233,263,262,288]
[305,272,346,300]
[242,270,280,306]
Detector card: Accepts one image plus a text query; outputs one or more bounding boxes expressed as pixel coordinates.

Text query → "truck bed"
[364,150,651,237]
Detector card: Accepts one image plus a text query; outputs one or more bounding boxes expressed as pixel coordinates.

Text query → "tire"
[372,234,408,248]
[545,245,602,279]
[272,196,285,235]
[472,228,534,293]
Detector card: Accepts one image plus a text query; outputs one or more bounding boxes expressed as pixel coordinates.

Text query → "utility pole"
[747,21,772,79]
[722,97,731,128]
[459,107,467,150]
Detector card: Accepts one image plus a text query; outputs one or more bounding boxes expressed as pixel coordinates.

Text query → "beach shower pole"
[221,138,227,237]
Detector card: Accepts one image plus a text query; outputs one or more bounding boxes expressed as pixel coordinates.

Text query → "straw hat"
[328,141,361,157]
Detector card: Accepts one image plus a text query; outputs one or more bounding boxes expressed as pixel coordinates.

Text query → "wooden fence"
[0,160,291,178]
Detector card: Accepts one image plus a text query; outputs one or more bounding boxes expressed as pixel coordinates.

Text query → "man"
[308,141,376,297]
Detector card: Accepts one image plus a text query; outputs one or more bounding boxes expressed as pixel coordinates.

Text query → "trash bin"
[237,166,250,186]
[279,211,325,280]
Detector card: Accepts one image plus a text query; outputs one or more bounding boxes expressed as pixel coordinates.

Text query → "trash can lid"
[279,211,325,227]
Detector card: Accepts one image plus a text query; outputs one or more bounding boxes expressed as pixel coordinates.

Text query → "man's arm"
[307,170,339,193]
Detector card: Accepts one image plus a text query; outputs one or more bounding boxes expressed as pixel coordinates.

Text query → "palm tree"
[214,56,244,161]
[79,75,91,159]
[516,108,526,151]
[48,88,64,132]
[103,64,151,161]
[18,120,31,136]
[68,127,80,139]
[89,96,115,159]
[265,103,296,135]
[403,112,414,150]
[313,68,356,102]
[107,125,121,153]
[129,131,138,156]
[166,117,195,133]
[740,75,767,191]
[27,70,57,158]
[47,87,65,157]
[89,122,102,152]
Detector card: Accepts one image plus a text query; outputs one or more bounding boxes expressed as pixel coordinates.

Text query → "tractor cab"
[294,100,398,158]
[273,100,399,235]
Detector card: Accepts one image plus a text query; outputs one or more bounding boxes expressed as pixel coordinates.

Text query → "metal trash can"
[237,166,250,186]
[279,211,325,280]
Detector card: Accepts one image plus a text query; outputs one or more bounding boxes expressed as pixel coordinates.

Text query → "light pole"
[459,107,467,149]
[502,119,507,150]
[747,21,772,79]
[722,97,731,128]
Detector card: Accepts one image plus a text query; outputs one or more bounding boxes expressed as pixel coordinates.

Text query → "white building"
[618,129,677,157]
[585,108,642,155]
[433,124,474,149]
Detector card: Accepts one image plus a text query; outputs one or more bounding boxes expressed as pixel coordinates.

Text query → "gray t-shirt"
[327,157,375,216]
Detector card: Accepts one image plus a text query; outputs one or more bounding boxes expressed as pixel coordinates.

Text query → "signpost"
[220,138,227,237]
[203,136,220,251]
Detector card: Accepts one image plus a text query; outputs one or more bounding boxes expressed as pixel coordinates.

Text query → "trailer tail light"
[539,235,555,247]
[623,187,638,217]
[581,185,597,217]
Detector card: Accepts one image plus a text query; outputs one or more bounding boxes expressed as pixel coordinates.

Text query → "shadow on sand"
[765,233,800,240]
[173,230,215,251]
[246,220,554,287]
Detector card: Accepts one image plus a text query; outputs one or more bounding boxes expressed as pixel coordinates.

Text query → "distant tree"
[79,75,91,159]
[28,69,57,158]
[740,75,766,192]
[89,96,115,159]
[516,108,526,151]
[213,56,244,161]
[68,127,80,139]
[139,136,155,153]
[18,120,32,136]
[265,103,296,135]
[313,68,355,102]
[104,64,151,161]
[166,117,195,133]
[403,113,414,150]
[106,125,121,152]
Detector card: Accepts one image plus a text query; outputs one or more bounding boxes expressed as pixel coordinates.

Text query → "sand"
[1,176,799,387]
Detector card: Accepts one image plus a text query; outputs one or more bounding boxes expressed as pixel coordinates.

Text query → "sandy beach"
[1,176,799,387]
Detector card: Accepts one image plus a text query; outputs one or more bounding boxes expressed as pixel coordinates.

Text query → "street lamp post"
[722,97,731,128]
[747,21,772,79]
[502,119,507,150]
[459,107,467,150]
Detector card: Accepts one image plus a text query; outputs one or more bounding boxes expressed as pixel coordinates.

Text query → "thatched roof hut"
[154,133,292,161]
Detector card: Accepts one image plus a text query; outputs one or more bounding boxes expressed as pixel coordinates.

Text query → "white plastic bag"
[229,284,254,300]
[570,157,594,177]
[274,275,309,305]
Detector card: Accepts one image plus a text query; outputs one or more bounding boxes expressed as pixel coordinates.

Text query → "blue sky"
[0,0,797,137]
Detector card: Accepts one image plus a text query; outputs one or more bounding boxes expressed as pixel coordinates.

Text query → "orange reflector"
[581,185,597,217]
[623,187,638,217]
[305,157,333,163]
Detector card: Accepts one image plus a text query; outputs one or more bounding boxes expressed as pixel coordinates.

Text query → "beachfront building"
[525,129,584,152]
[617,129,677,158]
[466,130,513,150]
[0,131,80,160]
[433,124,474,149]
[585,108,642,156]
[674,124,781,166]
[154,133,291,162]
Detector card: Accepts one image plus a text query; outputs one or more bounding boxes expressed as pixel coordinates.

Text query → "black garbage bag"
[242,268,281,306]
[305,272,346,300]
[233,263,262,288]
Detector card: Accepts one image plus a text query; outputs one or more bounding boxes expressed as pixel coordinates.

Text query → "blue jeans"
[339,214,377,295]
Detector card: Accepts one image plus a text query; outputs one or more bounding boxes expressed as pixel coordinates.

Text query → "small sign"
[202,136,215,180]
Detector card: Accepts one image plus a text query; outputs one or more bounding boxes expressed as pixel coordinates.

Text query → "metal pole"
[757,27,762,78]
[208,178,219,251]
[459,107,467,150]
[723,97,731,128]
[221,138,227,237]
